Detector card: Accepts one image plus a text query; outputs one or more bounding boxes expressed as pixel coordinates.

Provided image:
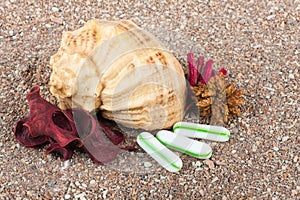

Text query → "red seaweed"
[219,68,227,75]
[15,117,49,148]
[200,59,214,84]
[98,120,125,145]
[14,85,133,164]
[187,53,198,86]
[72,108,125,164]
[14,86,81,149]
[187,53,227,85]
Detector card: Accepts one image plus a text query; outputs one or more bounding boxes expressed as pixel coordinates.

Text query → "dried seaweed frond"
[191,69,245,125]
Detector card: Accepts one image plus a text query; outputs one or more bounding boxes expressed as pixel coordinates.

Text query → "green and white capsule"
[173,122,230,142]
[137,132,182,172]
[156,130,212,159]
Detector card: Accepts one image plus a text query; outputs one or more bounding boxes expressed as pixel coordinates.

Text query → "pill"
[173,122,230,142]
[137,132,182,172]
[156,130,212,159]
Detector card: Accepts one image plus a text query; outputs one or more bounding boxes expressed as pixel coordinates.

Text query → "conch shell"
[49,20,186,130]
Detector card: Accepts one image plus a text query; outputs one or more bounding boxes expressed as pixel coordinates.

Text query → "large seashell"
[49,20,187,130]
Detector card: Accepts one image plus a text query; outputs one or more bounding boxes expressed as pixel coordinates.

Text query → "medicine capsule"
[173,122,230,142]
[156,130,212,159]
[137,132,182,172]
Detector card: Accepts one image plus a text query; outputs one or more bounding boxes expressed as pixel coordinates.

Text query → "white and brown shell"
[49,20,186,130]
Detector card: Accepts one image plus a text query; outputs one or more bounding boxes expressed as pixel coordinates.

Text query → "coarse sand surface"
[0,0,299,199]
